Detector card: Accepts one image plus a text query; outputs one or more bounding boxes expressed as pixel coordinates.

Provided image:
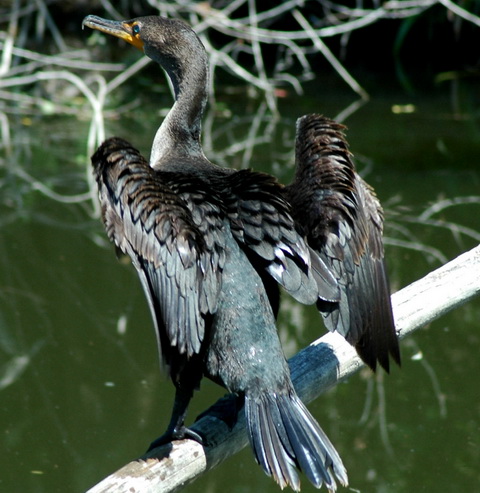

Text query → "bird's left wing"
[92,138,218,363]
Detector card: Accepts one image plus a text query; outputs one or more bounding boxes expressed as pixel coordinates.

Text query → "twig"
[34,0,67,51]
[0,111,11,154]
[437,0,480,27]
[292,9,369,100]
[13,167,92,204]
[0,42,124,72]
[247,0,277,113]
[383,237,448,264]
[106,56,151,94]
[418,196,480,220]
[0,0,19,77]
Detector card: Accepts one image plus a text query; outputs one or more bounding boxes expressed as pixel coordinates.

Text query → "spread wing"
[285,114,400,372]
[223,168,339,307]
[91,138,222,367]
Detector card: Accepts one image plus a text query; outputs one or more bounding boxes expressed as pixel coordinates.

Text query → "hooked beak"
[82,15,144,51]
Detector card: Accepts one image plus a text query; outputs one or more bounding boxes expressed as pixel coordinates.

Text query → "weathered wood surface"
[87,244,480,493]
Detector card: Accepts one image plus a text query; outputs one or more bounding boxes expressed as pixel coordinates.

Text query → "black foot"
[147,426,204,452]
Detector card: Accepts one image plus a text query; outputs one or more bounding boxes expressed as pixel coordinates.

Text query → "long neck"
[149,47,208,168]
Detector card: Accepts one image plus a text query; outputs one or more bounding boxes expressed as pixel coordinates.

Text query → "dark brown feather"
[285,114,400,371]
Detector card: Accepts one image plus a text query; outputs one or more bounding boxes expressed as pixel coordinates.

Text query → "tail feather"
[245,392,348,491]
[247,394,300,490]
[278,397,335,488]
[259,400,300,490]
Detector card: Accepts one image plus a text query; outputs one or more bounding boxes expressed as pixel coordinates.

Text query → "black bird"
[84,15,347,491]
[284,115,400,372]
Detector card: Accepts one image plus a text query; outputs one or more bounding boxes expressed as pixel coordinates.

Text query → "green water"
[1,78,479,493]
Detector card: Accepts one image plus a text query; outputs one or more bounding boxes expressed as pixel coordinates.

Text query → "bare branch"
[292,9,368,100]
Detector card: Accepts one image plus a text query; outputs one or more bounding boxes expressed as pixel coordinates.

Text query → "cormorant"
[284,115,400,372]
[84,15,347,491]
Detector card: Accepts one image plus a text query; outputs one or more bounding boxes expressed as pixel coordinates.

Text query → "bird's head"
[83,15,204,69]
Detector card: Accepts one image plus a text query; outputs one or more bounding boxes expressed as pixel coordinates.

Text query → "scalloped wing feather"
[286,114,400,371]
[92,137,222,367]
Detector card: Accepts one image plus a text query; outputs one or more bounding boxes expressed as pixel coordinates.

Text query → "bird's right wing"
[285,115,400,372]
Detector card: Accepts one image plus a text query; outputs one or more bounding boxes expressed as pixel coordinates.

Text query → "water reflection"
[1,84,479,493]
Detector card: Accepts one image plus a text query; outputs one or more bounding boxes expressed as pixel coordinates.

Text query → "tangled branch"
[0,0,479,214]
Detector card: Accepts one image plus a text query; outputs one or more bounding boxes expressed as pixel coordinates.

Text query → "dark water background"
[1,72,479,493]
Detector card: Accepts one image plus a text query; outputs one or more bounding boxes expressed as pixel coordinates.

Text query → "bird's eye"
[132,24,140,35]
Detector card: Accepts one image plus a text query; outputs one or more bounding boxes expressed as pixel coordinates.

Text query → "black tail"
[245,392,348,491]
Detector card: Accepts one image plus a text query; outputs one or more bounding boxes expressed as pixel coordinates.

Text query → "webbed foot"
[147,425,204,452]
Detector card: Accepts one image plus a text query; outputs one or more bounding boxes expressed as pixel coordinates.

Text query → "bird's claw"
[147,425,204,452]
